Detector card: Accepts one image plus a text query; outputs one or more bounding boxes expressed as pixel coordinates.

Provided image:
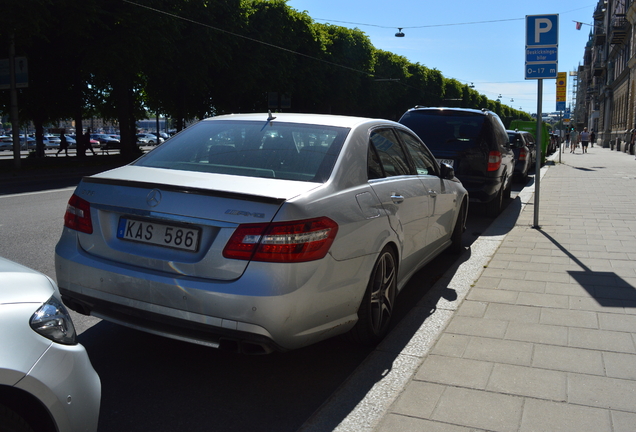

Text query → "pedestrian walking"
[85,128,96,155]
[590,130,596,147]
[565,131,570,148]
[580,127,590,153]
[570,129,578,153]
[57,129,68,157]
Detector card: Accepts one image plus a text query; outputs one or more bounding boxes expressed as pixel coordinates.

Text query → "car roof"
[404,107,491,116]
[200,112,389,129]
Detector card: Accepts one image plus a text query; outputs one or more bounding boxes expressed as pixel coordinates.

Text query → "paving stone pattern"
[376,147,636,432]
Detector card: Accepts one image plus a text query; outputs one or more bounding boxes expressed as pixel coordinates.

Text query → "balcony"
[593,61,606,76]
[594,24,606,45]
[593,4,605,20]
[610,15,628,44]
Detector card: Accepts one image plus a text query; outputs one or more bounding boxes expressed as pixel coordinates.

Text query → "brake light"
[518,148,528,161]
[64,194,93,234]
[223,217,338,262]
[488,151,502,171]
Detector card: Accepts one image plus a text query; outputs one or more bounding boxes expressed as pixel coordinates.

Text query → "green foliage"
[0,0,527,137]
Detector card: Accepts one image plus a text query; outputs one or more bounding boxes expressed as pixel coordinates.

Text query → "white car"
[136,133,163,145]
[0,257,101,432]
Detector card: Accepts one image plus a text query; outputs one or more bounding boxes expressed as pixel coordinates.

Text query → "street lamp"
[395,28,405,37]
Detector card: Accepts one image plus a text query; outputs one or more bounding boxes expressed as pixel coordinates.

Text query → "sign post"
[526,14,559,229]
[556,72,567,163]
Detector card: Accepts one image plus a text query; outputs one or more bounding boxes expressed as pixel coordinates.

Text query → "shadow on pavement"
[539,230,636,307]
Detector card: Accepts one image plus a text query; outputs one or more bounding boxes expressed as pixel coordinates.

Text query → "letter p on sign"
[526,14,558,47]
[534,19,552,43]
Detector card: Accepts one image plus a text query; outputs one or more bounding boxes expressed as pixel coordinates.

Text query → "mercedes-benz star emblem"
[146,189,162,207]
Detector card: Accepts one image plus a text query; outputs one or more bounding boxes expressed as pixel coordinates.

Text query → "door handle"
[390,194,404,204]
[428,190,438,197]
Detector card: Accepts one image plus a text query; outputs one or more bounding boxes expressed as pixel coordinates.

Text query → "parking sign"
[525,14,558,80]
[526,15,559,46]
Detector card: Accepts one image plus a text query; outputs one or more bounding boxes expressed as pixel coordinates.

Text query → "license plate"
[117,217,200,252]
[437,159,454,167]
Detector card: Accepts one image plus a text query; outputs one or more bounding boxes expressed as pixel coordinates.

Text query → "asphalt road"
[0,175,526,431]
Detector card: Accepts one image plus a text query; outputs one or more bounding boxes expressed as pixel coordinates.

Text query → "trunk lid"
[74,166,321,280]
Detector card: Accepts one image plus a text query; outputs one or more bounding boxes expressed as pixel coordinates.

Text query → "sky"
[286,0,598,115]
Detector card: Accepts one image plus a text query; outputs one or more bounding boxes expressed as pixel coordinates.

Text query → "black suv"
[507,130,536,183]
[399,107,515,216]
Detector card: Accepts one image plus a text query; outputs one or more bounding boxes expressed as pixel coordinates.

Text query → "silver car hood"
[0,257,55,304]
[91,165,322,200]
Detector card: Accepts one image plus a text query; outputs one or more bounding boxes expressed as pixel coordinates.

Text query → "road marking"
[0,187,76,199]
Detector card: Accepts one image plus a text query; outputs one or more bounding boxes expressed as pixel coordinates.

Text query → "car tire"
[0,403,35,432]
[448,201,467,254]
[503,175,512,200]
[347,246,397,345]
[485,183,504,217]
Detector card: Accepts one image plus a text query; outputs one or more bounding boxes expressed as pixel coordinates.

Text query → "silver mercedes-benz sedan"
[55,113,468,354]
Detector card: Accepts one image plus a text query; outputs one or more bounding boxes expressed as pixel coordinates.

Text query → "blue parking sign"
[526,15,559,47]
[526,14,558,80]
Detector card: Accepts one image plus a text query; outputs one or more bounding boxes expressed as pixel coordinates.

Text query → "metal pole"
[559,111,563,163]
[534,79,542,229]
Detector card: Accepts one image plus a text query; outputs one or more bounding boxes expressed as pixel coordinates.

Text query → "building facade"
[581,0,635,153]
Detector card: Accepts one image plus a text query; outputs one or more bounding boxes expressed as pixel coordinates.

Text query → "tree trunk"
[114,80,142,160]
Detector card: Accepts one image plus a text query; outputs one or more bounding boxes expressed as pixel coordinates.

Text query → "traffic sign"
[526,15,559,47]
[556,72,567,110]
[526,47,557,63]
[525,63,558,79]
[525,14,559,80]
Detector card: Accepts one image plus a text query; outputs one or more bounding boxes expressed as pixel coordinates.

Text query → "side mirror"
[440,162,456,180]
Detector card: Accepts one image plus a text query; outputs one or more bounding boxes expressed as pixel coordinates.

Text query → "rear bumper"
[55,237,374,352]
[457,174,503,203]
[60,288,281,354]
[514,159,529,175]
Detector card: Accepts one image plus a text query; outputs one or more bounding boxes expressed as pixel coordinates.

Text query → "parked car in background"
[0,256,101,432]
[399,107,515,216]
[56,113,468,354]
[137,133,162,145]
[44,136,60,149]
[91,133,121,150]
[20,136,36,150]
[0,137,12,151]
[65,135,77,149]
[507,130,536,182]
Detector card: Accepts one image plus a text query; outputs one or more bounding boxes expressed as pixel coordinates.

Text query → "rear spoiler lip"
[81,176,287,206]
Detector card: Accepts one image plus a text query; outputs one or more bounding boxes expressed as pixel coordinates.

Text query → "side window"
[368,144,384,179]
[396,129,439,176]
[526,134,535,146]
[369,129,411,177]
[490,115,510,148]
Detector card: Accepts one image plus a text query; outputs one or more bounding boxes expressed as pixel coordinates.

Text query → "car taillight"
[64,194,93,234]
[223,217,338,263]
[519,148,528,161]
[488,151,502,171]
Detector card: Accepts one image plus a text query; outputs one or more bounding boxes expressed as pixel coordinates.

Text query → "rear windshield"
[399,111,486,151]
[134,120,349,183]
